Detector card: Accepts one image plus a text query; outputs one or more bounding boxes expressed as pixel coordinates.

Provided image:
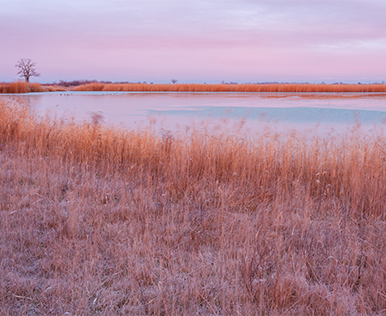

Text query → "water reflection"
[1,92,386,135]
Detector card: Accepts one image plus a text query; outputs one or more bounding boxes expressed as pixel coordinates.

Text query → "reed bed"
[0,81,45,94]
[1,99,386,315]
[42,85,67,92]
[72,82,386,93]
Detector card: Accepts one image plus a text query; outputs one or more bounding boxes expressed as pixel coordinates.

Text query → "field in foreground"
[1,99,386,315]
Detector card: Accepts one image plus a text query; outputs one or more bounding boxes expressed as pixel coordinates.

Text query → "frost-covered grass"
[1,99,386,315]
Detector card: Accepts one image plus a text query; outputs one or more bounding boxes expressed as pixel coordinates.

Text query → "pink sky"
[1,0,385,83]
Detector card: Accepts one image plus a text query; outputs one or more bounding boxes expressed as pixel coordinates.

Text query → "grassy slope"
[1,99,386,314]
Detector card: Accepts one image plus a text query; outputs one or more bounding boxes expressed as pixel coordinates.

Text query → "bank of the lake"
[2,82,386,94]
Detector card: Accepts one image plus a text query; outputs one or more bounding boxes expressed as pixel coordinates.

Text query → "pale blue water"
[2,91,386,135]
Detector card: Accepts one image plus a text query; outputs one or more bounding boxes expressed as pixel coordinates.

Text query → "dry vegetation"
[42,85,66,92]
[1,98,386,315]
[2,81,386,94]
[0,82,65,94]
[0,81,45,94]
[72,82,386,93]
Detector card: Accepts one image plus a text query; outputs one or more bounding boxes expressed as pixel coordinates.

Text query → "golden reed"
[72,82,386,93]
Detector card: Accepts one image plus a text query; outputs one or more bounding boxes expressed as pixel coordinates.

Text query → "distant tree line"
[50,80,386,87]
[55,80,152,87]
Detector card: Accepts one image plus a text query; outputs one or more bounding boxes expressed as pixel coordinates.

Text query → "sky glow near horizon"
[0,0,385,83]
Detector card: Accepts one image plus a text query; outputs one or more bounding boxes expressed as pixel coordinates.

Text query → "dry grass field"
[2,82,386,94]
[72,82,386,93]
[1,98,386,315]
[0,81,45,94]
[0,82,65,94]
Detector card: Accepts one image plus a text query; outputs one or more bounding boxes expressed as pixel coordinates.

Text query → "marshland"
[1,88,386,314]
[3,0,386,313]
[2,81,386,94]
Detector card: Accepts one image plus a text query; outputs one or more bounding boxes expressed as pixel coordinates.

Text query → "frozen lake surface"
[2,91,386,135]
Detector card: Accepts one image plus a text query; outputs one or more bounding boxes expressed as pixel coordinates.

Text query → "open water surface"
[2,91,386,135]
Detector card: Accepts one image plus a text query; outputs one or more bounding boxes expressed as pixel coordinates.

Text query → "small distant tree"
[171,79,178,84]
[15,58,40,82]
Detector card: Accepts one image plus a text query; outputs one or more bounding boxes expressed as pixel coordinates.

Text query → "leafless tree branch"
[15,58,41,83]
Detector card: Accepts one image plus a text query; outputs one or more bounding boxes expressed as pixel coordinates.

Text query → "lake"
[2,91,386,135]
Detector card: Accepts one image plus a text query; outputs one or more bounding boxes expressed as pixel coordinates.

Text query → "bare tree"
[171,79,178,84]
[15,58,40,82]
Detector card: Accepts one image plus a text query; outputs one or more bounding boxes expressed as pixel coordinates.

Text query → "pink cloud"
[1,0,385,83]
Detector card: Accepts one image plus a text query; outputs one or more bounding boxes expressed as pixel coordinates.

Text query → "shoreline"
[2,81,386,94]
